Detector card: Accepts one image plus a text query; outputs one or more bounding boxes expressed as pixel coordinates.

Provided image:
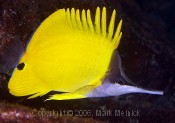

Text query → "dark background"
[0,0,175,123]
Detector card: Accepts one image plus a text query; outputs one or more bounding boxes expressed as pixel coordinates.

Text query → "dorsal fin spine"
[75,9,83,30]
[113,20,122,41]
[113,20,122,48]
[65,7,122,49]
[82,9,88,31]
[101,7,106,37]
[71,8,76,29]
[87,9,94,33]
[66,8,72,28]
[114,32,122,48]
[108,10,116,40]
[95,7,101,34]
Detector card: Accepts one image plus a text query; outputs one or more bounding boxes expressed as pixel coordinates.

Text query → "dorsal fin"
[67,7,122,48]
[26,7,122,53]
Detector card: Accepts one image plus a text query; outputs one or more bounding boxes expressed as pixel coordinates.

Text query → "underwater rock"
[0,102,104,123]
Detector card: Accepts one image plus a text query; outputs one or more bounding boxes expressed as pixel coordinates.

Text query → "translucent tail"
[86,82,163,98]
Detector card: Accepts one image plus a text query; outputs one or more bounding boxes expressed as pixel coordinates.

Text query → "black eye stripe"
[17,63,25,70]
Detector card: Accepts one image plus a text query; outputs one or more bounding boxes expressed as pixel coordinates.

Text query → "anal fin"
[48,84,97,100]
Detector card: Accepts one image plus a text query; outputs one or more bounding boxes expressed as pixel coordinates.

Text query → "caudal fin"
[86,82,163,98]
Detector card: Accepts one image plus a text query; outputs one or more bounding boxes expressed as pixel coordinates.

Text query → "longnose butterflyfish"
[8,7,163,100]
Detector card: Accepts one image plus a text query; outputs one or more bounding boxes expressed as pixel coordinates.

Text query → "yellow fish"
[8,7,163,100]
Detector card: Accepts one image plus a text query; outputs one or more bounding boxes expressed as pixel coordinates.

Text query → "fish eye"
[17,63,25,70]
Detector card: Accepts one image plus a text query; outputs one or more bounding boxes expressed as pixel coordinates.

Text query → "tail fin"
[86,82,163,98]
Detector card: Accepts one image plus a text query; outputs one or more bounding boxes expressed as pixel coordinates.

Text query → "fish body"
[8,7,163,100]
[20,30,114,92]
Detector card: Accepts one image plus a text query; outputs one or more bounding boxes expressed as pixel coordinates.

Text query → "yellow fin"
[87,9,94,32]
[48,93,86,100]
[95,7,101,34]
[27,7,122,53]
[101,7,106,37]
[8,63,49,98]
[48,85,96,100]
[108,9,116,39]
[112,20,122,48]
